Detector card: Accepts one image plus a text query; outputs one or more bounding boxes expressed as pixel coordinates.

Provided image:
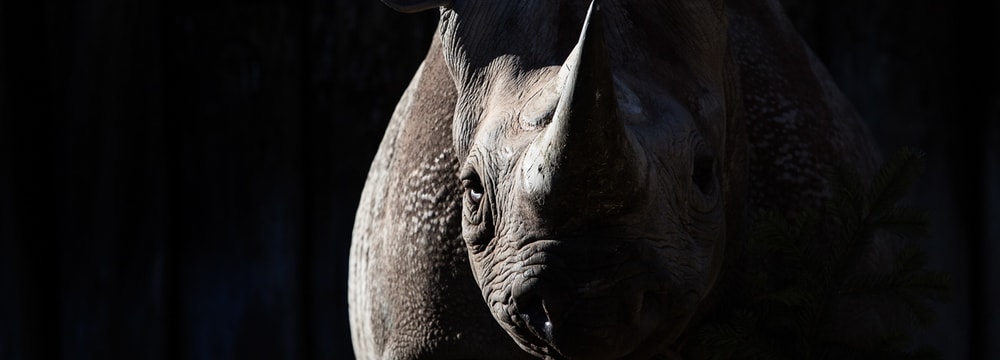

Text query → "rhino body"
[349,0,881,358]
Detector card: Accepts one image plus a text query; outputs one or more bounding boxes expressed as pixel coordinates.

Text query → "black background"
[1,1,996,359]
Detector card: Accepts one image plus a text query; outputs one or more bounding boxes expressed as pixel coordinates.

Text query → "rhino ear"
[380,0,452,13]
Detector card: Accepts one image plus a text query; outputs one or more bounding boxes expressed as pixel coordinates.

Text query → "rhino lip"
[515,292,555,343]
[510,275,562,341]
[511,288,661,360]
[506,248,668,359]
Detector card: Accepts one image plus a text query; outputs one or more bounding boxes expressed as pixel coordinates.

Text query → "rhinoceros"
[349,0,883,358]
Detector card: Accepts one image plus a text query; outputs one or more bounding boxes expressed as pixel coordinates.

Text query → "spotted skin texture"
[728,1,881,215]
[349,0,883,359]
[349,34,535,359]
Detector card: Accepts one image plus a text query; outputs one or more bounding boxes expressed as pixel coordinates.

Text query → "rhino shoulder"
[348,33,532,360]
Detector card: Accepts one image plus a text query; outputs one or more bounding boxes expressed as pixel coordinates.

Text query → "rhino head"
[385,0,741,358]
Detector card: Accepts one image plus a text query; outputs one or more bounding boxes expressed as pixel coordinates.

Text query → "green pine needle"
[866,148,926,218]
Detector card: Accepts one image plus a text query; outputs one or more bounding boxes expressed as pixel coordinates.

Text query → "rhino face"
[439,1,732,358]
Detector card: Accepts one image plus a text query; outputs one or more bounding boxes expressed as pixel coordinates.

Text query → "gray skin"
[349,0,881,359]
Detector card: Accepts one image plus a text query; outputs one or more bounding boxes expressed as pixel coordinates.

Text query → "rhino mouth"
[492,238,694,359]
[510,283,664,359]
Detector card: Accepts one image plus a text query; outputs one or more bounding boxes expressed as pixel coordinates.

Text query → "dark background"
[0,1,996,359]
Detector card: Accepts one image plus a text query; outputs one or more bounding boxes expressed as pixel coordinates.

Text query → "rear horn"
[380,0,452,13]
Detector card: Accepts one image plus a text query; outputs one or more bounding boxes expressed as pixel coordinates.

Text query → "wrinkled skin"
[442,2,732,358]
[349,0,880,359]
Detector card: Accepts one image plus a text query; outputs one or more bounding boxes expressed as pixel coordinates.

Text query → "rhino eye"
[468,183,483,202]
[693,155,716,195]
[462,174,485,204]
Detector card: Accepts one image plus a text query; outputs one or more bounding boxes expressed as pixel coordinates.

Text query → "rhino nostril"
[516,295,554,341]
[513,277,561,341]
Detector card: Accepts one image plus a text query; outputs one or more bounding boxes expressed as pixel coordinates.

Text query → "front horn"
[380,0,452,13]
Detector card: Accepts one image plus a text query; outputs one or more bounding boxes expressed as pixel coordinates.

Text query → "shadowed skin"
[349,0,881,359]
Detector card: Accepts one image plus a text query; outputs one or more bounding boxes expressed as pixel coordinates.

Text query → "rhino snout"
[495,238,676,360]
